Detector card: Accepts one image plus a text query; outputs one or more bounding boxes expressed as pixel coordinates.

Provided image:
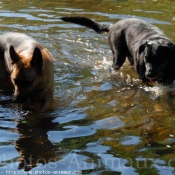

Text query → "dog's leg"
[127,57,134,65]
[108,33,126,70]
[112,51,126,70]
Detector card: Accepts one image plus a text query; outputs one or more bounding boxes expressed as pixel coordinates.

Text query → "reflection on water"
[1,0,175,174]
[15,115,61,171]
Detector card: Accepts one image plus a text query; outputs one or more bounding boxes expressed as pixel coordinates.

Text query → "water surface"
[1,0,175,175]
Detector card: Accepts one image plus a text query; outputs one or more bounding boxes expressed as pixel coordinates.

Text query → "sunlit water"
[1,0,175,175]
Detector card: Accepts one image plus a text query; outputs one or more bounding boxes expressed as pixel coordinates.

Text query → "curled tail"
[60,16,110,33]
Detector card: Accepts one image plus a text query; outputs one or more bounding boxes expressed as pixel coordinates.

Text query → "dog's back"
[109,18,172,48]
[0,32,40,50]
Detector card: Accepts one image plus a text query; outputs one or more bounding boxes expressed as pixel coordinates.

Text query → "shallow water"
[1,0,175,175]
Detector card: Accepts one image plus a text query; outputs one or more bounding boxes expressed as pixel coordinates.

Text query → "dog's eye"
[23,80,33,86]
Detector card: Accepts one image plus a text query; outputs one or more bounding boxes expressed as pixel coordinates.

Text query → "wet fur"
[61,17,175,85]
[0,32,54,109]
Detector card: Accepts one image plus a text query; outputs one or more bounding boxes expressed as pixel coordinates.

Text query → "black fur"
[61,16,109,33]
[61,17,175,85]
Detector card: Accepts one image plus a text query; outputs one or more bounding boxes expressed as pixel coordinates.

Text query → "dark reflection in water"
[15,114,62,171]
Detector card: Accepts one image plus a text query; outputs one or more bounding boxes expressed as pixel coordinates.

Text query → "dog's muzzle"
[13,93,29,103]
[145,63,156,80]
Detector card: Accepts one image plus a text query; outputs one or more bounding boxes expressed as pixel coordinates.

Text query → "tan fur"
[0,32,54,109]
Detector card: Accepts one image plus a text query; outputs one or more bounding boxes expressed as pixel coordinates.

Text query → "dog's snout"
[145,70,155,79]
[145,63,156,79]
[13,92,29,103]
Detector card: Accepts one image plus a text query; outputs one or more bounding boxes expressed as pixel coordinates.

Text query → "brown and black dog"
[0,32,54,109]
[61,17,175,85]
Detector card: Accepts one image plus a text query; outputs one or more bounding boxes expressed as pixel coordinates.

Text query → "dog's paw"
[112,64,121,70]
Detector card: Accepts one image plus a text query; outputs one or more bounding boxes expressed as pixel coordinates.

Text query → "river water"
[1,0,175,175]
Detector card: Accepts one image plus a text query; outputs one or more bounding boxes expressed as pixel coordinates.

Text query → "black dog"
[61,17,175,85]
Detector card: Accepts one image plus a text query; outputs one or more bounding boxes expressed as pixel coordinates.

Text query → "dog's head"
[9,46,43,103]
[138,40,175,84]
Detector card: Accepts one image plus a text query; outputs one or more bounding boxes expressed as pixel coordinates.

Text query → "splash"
[143,85,167,100]
[94,56,112,70]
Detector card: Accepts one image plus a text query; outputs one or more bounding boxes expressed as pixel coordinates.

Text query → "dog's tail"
[60,16,110,33]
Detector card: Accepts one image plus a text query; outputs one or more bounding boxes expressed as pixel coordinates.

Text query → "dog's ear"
[139,44,145,54]
[139,43,152,58]
[31,47,43,74]
[9,46,19,64]
[162,46,172,57]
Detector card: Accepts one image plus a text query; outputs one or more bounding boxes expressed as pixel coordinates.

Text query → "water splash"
[143,85,167,100]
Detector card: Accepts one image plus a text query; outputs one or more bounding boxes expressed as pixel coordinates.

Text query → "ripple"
[48,126,95,143]
[119,136,141,146]
[0,130,19,142]
[0,12,60,22]
[84,82,112,92]
[75,11,171,25]
[52,108,87,124]
[0,145,19,161]
[90,116,124,130]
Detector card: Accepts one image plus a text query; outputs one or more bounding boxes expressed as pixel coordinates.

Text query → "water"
[1,0,175,174]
